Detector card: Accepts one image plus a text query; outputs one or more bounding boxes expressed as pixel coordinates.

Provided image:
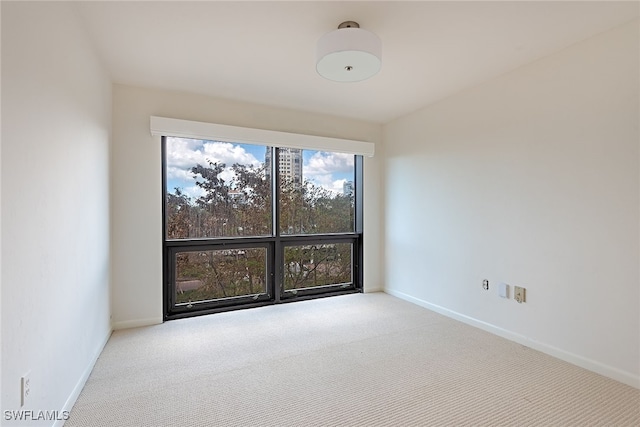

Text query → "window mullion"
[272,147,282,302]
[355,155,364,289]
[355,155,363,234]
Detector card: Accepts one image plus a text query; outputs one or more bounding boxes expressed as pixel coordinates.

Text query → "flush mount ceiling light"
[316,21,381,82]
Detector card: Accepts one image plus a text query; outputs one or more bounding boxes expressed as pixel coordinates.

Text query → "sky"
[165,137,354,201]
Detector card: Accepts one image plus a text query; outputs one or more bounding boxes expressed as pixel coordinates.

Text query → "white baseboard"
[385,288,640,389]
[56,327,112,427]
[112,317,162,330]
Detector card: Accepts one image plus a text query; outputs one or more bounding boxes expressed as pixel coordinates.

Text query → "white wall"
[0,2,4,416]
[383,20,639,388]
[111,85,383,329]
[1,2,112,423]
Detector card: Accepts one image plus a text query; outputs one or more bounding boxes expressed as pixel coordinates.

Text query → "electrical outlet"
[21,371,31,407]
[482,279,489,290]
[514,286,526,303]
[498,282,509,298]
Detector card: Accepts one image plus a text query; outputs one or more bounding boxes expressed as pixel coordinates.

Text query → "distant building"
[228,189,247,207]
[343,181,354,196]
[265,147,302,184]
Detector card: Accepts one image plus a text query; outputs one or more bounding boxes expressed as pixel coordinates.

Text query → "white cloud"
[217,168,236,185]
[182,185,206,201]
[331,178,348,194]
[304,152,354,195]
[167,166,194,182]
[305,152,354,176]
[202,141,261,167]
[166,137,262,197]
[306,177,349,196]
[167,137,261,169]
[165,138,207,169]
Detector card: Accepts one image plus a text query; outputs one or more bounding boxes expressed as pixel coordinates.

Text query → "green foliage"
[175,249,266,303]
[167,159,354,303]
[283,244,351,290]
[279,179,353,235]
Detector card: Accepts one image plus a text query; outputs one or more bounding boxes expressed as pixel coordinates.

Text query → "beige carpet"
[67,293,639,426]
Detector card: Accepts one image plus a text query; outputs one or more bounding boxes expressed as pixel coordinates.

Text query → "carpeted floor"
[66,293,639,426]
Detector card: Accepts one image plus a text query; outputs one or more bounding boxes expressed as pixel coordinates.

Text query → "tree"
[170,160,272,302]
[279,179,354,234]
[166,188,192,239]
[167,157,354,302]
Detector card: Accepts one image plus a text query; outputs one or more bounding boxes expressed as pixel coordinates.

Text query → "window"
[163,136,364,319]
[165,139,271,239]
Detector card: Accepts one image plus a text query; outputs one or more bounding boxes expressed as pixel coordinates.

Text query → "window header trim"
[150,116,374,157]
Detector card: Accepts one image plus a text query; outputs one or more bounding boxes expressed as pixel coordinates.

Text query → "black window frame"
[162,140,364,320]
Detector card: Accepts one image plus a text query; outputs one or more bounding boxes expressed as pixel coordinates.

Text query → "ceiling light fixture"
[316,21,382,82]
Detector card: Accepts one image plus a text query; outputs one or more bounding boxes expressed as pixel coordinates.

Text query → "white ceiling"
[76,1,639,124]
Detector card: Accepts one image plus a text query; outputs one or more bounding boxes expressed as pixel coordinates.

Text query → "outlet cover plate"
[498,282,509,298]
[21,371,31,407]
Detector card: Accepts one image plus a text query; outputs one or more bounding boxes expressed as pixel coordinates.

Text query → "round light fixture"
[316,21,381,82]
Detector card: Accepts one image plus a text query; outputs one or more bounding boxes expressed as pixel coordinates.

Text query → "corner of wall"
[381,19,639,386]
